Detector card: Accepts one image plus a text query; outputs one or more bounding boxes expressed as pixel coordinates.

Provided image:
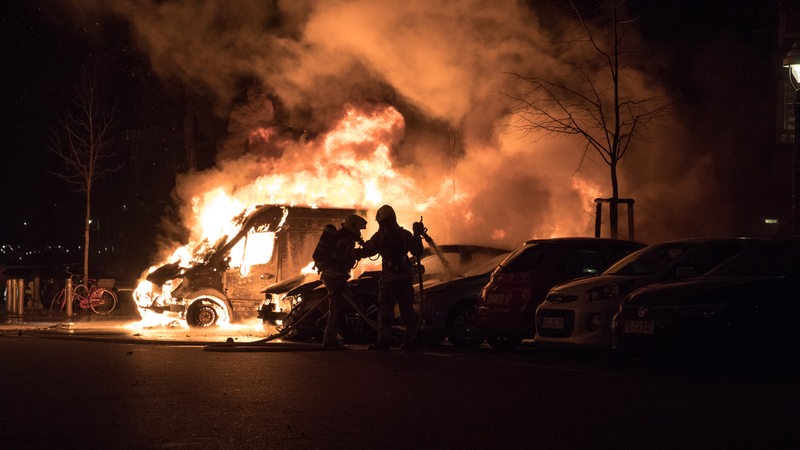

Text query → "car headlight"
[586,284,620,302]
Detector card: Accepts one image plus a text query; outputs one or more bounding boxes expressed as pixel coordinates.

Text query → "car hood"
[424,272,490,293]
[624,275,781,307]
[145,262,183,285]
[262,273,319,295]
[549,274,640,293]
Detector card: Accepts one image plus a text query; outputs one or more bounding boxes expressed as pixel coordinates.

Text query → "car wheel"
[186,300,220,327]
[486,334,522,350]
[446,303,484,349]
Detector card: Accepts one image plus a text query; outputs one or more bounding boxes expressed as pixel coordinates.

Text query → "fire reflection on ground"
[0,318,275,344]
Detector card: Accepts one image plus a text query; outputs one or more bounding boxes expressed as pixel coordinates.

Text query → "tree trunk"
[610,161,619,239]
[83,185,91,285]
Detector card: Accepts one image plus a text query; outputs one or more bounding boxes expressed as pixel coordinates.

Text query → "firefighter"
[312,214,368,348]
[356,204,424,351]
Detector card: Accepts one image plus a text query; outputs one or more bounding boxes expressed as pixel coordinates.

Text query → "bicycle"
[49,271,118,316]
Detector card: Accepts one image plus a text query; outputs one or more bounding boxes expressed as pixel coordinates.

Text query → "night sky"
[0,0,793,272]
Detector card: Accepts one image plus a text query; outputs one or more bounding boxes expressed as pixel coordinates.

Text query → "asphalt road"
[1,325,799,450]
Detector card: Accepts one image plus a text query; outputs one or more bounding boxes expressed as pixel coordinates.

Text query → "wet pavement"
[0,312,292,347]
[0,289,284,347]
[2,315,800,450]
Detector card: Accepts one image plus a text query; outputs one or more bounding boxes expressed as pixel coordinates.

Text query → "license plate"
[623,320,654,335]
[486,293,506,305]
[541,316,565,329]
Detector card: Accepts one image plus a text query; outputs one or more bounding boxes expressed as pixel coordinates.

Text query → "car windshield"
[462,252,510,277]
[604,242,696,276]
[498,243,550,273]
[706,241,800,277]
[422,249,511,282]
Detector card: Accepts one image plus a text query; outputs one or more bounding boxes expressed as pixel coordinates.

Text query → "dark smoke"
[59,0,777,250]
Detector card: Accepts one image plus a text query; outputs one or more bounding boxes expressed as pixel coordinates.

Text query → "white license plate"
[623,320,654,335]
[541,317,565,329]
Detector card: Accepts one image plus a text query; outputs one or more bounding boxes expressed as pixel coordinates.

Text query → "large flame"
[156,104,414,268]
[133,103,604,328]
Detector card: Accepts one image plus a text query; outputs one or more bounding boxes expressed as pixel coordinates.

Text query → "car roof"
[523,237,644,246]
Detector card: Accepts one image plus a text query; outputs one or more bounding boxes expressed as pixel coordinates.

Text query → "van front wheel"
[186,300,220,327]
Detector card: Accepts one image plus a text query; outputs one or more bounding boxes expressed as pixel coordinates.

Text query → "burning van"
[134,204,364,327]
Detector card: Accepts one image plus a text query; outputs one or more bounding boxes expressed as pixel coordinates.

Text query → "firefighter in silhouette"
[313,214,368,347]
[356,205,424,351]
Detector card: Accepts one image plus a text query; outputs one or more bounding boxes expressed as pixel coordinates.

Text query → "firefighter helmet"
[375,205,396,223]
[343,214,367,233]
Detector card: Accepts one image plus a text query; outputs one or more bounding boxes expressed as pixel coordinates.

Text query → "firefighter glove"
[412,221,425,237]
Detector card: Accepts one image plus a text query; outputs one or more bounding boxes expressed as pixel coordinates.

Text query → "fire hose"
[204,293,331,351]
[203,289,396,352]
[204,218,448,352]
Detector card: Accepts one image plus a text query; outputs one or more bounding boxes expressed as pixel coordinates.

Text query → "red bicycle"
[49,271,118,316]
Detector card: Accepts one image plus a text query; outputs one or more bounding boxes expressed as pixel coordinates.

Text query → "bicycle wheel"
[71,284,90,314]
[73,284,90,301]
[49,289,65,315]
[90,288,117,315]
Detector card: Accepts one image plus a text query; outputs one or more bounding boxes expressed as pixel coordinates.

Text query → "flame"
[193,189,246,245]
[133,102,606,329]
[155,104,412,269]
[300,261,317,275]
[572,177,603,214]
[213,104,412,214]
[133,104,416,326]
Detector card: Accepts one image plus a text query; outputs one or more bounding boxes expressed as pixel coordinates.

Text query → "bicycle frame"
[50,272,118,316]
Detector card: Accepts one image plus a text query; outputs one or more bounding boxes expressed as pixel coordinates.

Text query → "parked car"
[535,237,760,349]
[612,238,800,364]
[418,248,511,347]
[259,245,510,347]
[474,237,646,349]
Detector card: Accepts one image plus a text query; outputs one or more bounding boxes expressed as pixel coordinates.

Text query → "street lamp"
[783,41,800,235]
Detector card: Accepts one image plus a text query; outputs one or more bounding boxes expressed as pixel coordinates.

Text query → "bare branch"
[48,73,121,280]
[507,0,670,238]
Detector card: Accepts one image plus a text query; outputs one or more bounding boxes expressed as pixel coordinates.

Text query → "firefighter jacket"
[313,225,360,278]
[357,221,422,281]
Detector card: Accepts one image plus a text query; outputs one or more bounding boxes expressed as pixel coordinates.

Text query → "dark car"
[535,237,760,349]
[259,245,510,347]
[417,249,511,347]
[474,237,646,349]
[613,238,800,363]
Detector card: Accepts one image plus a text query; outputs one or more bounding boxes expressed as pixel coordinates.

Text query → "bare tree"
[509,0,668,238]
[50,76,118,282]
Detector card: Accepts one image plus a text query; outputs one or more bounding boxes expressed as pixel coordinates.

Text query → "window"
[228,229,276,271]
[501,244,550,273]
[562,249,602,276]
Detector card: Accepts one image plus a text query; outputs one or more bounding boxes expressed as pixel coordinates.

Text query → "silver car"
[534,237,759,349]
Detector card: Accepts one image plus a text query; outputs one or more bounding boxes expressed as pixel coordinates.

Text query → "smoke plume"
[61,0,752,252]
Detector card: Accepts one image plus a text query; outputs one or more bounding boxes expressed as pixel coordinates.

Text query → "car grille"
[545,294,578,303]
[537,309,574,338]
